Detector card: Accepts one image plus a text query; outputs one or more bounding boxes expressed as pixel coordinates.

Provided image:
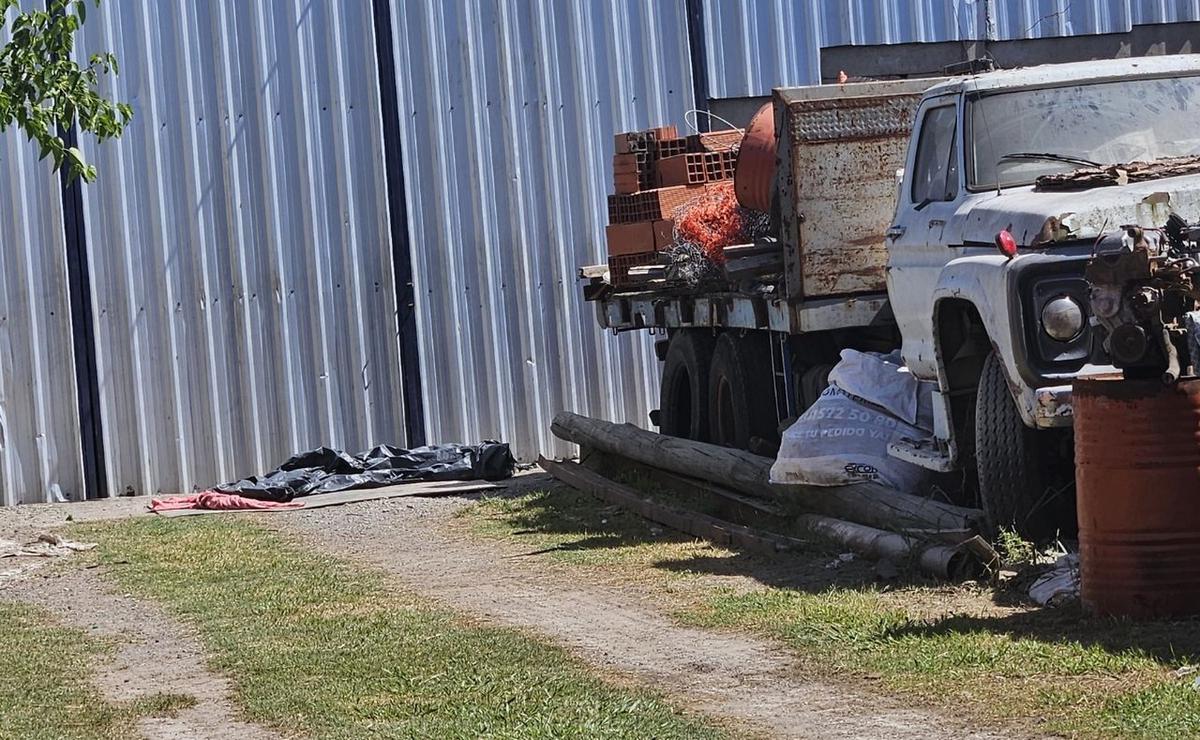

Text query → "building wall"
[2,1,1199,503]
[703,0,1200,97]
[74,0,407,496]
[388,0,694,461]
[0,130,84,506]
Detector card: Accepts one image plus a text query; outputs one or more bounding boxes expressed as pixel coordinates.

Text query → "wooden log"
[540,457,810,556]
[551,411,985,535]
[543,456,992,579]
[580,447,790,527]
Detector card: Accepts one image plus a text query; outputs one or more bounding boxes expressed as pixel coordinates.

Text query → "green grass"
[0,603,196,739]
[463,487,730,572]
[995,527,1038,566]
[685,588,1200,738]
[76,516,726,739]
[462,486,1200,739]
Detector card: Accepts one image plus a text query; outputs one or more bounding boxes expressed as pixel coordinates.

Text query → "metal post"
[57,123,108,499]
[370,0,427,448]
[684,0,711,132]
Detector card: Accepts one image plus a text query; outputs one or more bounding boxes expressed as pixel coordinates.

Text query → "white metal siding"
[704,0,1200,97]
[75,0,406,496]
[0,130,85,506]
[390,0,695,460]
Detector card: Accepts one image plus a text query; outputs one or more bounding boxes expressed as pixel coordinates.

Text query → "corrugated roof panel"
[390,0,694,460]
[0,131,85,506]
[74,0,406,496]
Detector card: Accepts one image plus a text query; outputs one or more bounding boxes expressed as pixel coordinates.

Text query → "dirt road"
[279,482,1021,740]
[0,483,1026,739]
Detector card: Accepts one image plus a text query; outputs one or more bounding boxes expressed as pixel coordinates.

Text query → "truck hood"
[960,173,1200,247]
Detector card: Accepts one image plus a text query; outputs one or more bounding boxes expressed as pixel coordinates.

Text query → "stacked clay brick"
[606,125,743,287]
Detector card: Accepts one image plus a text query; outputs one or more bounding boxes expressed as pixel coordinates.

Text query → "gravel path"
[279,478,1024,740]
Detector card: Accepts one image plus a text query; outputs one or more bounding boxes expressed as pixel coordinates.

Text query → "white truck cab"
[886,55,1200,535]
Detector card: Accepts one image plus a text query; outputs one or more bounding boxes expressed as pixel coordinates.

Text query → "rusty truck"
[582,55,1200,537]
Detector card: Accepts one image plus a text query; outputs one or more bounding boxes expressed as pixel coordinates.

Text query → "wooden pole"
[551,411,985,535]
[541,456,991,579]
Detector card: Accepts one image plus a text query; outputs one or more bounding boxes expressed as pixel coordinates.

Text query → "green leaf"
[0,0,130,181]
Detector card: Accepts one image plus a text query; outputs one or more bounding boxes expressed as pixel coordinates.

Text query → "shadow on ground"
[483,472,1200,668]
[893,604,1200,666]
[484,474,934,591]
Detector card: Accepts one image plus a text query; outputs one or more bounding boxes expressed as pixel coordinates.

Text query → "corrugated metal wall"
[0,5,85,506]
[0,131,85,506]
[4,0,1199,503]
[704,0,1200,97]
[388,0,695,460]
[74,0,406,496]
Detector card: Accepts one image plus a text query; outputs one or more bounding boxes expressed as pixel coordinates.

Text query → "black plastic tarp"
[215,442,515,502]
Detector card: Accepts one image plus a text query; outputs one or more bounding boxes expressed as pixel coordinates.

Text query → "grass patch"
[462,487,734,576]
[995,527,1038,567]
[0,602,204,739]
[0,603,132,740]
[77,516,725,739]
[460,485,1200,739]
[685,588,1200,737]
[130,692,199,718]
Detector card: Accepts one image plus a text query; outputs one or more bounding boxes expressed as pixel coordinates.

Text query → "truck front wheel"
[974,351,1052,540]
[659,330,715,441]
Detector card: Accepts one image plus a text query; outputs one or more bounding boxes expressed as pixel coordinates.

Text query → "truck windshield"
[968,75,1200,190]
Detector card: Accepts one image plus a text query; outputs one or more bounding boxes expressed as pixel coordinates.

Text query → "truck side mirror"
[893,168,905,211]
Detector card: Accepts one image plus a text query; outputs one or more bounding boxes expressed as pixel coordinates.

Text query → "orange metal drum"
[734,102,776,212]
[1073,375,1200,619]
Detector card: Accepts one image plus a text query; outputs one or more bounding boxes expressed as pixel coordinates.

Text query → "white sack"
[770,350,933,492]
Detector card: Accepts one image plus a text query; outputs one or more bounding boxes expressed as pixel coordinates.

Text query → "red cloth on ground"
[151,492,304,512]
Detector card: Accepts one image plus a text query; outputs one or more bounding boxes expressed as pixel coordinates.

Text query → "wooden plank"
[154,480,500,517]
[722,242,781,258]
[724,253,784,279]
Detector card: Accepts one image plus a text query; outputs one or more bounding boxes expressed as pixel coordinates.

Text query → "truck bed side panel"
[775,80,941,299]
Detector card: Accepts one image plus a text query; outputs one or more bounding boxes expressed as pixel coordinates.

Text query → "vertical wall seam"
[371,0,427,447]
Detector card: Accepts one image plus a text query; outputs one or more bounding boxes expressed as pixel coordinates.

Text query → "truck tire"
[974,351,1051,540]
[708,332,778,451]
[659,330,714,441]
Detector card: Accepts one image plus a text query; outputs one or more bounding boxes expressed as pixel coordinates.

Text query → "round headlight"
[1041,295,1084,342]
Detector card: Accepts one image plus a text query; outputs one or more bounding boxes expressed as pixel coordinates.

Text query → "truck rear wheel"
[974,351,1052,540]
[659,330,714,441]
[708,332,778,452]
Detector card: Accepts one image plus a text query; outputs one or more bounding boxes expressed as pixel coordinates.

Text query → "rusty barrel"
[734,102,776,212]
[1074,375,1200,619]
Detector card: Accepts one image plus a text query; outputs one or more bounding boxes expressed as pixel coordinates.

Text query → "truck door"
[886,95,966,381]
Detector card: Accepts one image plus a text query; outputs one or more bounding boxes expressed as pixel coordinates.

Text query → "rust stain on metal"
[1073,375,1200,619]
[734,102,775,212]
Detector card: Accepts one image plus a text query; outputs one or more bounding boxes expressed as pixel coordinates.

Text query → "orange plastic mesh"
[672,182,747,263]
